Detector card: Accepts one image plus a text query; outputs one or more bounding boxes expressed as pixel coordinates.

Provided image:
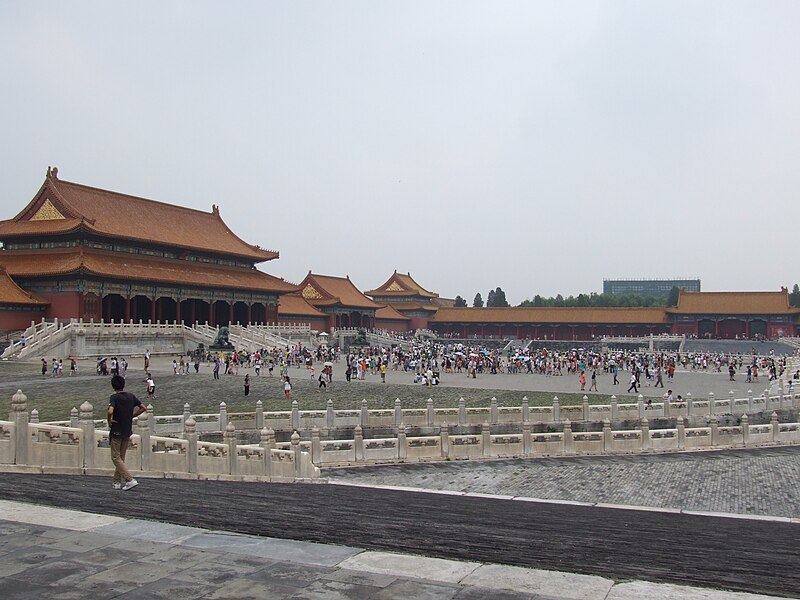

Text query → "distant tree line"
[452,284,800,309]
[452,286,685,309]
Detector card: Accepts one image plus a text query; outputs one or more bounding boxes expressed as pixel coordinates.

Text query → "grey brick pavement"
[328,446,800,518]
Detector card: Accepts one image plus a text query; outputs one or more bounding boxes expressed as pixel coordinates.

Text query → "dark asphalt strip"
[0,472,797,598]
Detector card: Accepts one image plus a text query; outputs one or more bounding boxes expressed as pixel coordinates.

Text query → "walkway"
[0,470,797,598]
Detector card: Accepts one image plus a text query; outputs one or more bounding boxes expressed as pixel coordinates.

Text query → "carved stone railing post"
[70,407,79,428]
[255,400,264,430]
[260,427,274,477]
[662,393,670,418]
[222,423,239,475]
[79,401,95,469]
[291,431,301,478]
[354,425,364,462]
[638,395,644,419]
[610,395,618,420]
[771,412,780,443]
[602,419,612,453]
[710,416,719,447]
[393,398,402,428]
[440,423,450,459]
[582,396,590,421]
[183,403,191,424]
[328,400,336,428]
[397,423,407,460]
[458,397,466,425]
[219,401,228,431]
[686,393,693,416]
[481,422,491,457]
[676,416,685,450]
[728,391,735,415]
[291,400,299,430]
[137,411,151,472]
[426,398,434,426]
[552,396,560,423]
[148,404,156,432]
[563,419,574,456]
[490,397,498,425]
[30,409,39,424]
[708,392,715,416]
[184,416,198,474]
[521,396,530,422]
[360,399,369,427]
[640,418,650,451]
[311,427,321,465]
[522,421,532,456]
[741,414,750,447]
[747,390,753,414]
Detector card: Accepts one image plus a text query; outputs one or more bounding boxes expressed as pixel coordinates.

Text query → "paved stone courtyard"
[328,446,800,519]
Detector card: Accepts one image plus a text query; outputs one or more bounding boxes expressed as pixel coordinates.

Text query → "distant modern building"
[603,278,701,298]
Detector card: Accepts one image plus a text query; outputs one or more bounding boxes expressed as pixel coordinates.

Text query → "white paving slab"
[606,581,787,600]
[462,563,614,600]
[0,499,125,531]
[338,551,481,584]
[92,518,207,543]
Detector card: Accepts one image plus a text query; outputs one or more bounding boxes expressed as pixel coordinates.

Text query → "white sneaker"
[121,479,138,491]
[112,482,122,490]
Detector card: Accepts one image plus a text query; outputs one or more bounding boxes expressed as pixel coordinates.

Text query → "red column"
[124,297,131,322]
[176,299,181,325]
[150,298,156,323]
[247,303,252,325]
[229,302,234,325]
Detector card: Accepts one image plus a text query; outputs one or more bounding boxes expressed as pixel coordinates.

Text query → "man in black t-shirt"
[107,375,147,491]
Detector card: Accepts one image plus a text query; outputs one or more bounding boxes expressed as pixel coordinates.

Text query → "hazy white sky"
[2,1,798,304]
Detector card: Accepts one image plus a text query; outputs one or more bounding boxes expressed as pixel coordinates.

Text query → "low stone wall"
[104,386,800,438]
[291,413,800,467]
[0,390,319,482]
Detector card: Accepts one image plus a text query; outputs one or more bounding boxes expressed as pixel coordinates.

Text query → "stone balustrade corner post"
[440,423,450,458]
[710,415,719,447]
[640,417,650,450]
[327,399,336,428]
[290,430,301,478]
[137,410,151,472]
[602,418,612,453]
[354,425,364,462]
[481,422,492,457]
[490,397,498,425]
[79,401,95,469]
[741,413,749,447]
[397,423,408,460]
[458,397,466,425]
[676,416,685,450]
[563,419,574,455]
[771,412,780,443]
[184,416,198,474]
[255,400,264,430]
[291,400,300,430]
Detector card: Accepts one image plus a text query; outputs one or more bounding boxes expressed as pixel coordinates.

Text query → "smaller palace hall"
[0,169,797,340]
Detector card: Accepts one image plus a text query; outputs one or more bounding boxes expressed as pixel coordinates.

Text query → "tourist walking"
[243,374,250,397]
[284,376,292,399]
[107,375,146,490]
[145,373,156,402]
[627,373,639,393]
[579,370,586,391]
[589,369,598,391]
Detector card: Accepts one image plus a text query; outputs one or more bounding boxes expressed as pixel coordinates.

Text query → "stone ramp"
[0,473,797,598]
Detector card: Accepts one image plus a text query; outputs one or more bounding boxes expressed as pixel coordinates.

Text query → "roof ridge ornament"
[47,166,59,179]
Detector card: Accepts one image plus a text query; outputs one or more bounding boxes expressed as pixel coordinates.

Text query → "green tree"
[666,286,681,307]
[487,287,510,308]
[454,295,467,307]
[789,284,800,308]
[473,293,484,308]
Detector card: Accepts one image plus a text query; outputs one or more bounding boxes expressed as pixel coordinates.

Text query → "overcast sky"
[2,1,798,305]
